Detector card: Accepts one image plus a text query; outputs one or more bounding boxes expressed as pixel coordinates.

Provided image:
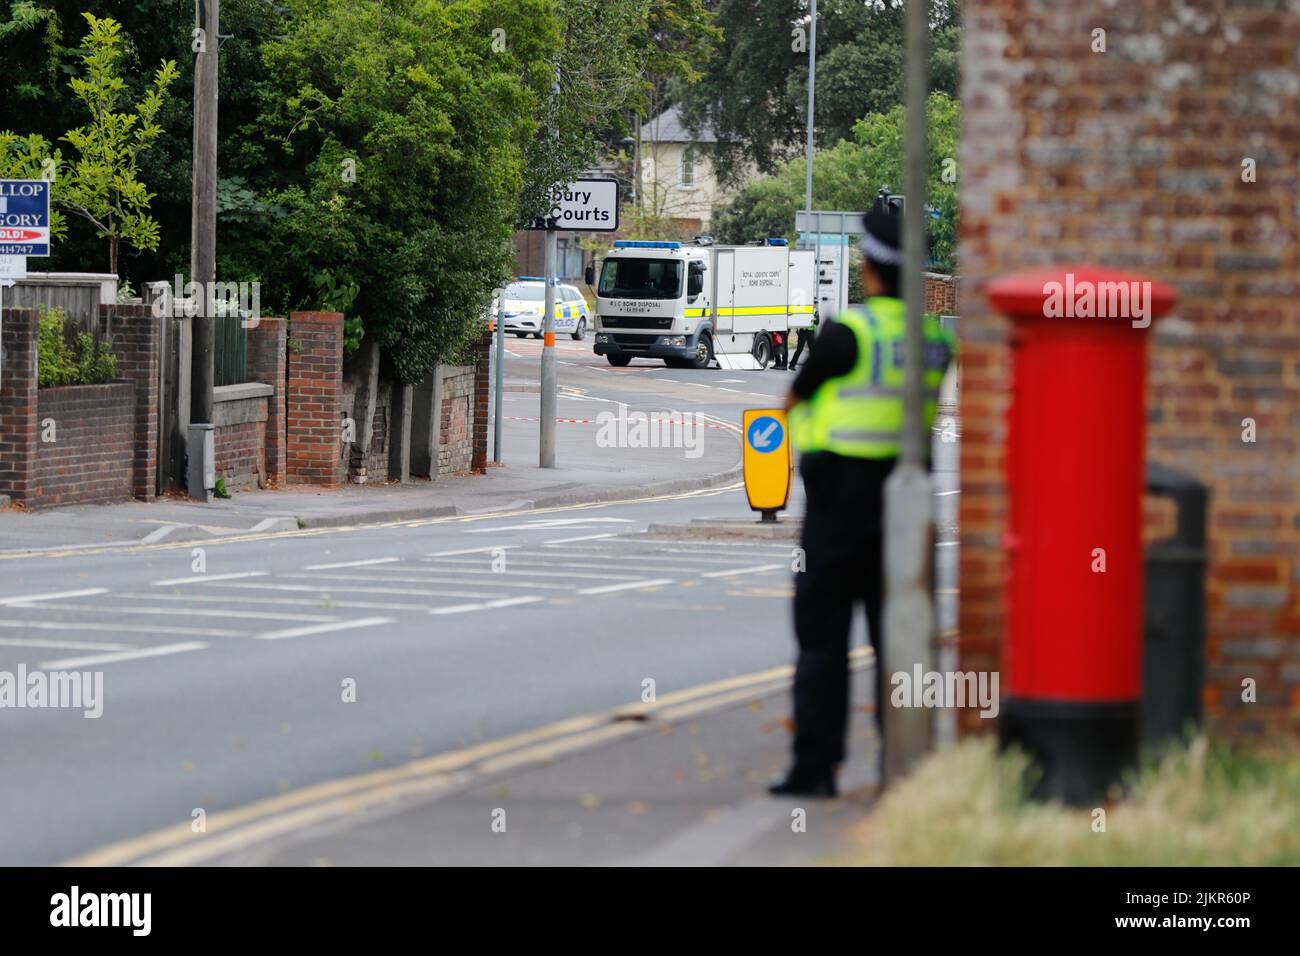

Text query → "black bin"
[1142,462,1209,748]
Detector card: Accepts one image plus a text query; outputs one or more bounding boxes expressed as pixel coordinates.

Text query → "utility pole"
[493,301,505,464]
[539,69,559,469]
[882,0,934,784]
[188,0,219,500]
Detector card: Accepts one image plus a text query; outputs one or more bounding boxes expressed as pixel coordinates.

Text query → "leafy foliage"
[711,92,960,271]
[36,306,119,387]
[55,13,178,274]
[0,131,67,240]
[677,0,960,182]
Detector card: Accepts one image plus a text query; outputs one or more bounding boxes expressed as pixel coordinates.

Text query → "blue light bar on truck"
[766,238,789,246]
[613,241,682,249]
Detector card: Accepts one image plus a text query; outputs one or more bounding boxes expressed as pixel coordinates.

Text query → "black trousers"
[790,327,813,366]
[792,452,896,769]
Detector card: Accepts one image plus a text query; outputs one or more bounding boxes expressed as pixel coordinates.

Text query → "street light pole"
[882,0,935,785]
[804,0,817,216]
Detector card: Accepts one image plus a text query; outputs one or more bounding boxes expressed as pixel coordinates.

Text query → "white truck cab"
[587,238,815,369]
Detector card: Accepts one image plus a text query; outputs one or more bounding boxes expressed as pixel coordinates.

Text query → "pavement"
[0,334,960,866]
[0,340,746,553]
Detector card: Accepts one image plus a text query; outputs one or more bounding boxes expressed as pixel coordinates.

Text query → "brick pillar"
[0,308,38,504]
[471,327,491,472]
[99,304,160,502]
[286,311,344,486]
[247,316,288,486]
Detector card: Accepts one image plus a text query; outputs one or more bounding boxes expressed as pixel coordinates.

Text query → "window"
[598,258,683,299]
[680,146,696,188]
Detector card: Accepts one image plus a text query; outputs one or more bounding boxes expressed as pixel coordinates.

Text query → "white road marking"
[463,518,633,534]
[152,571,268,587]
[578,578,675,595]
[426,546,519,557]
[0,637,131,652]
[249,518,295,532]
[40,642,208,670]
[541,533,617,545]
[116,592,437,613]
[205,580,521,597]
[701,563,785,578]
[0,588,108,606]
[303,557,402,570]
[0,619,242,637]
[255,617,393,641]
[9,602,338,623]
[488,549,753,566]
[141,525,183,544]
[413,565,640,581]
[429,596,545,616]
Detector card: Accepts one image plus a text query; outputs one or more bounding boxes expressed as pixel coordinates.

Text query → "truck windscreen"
[598,258,683,299]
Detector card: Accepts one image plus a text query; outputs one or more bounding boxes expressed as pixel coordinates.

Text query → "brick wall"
[1,307,155,510]
[97,305,159,502]
[925,273,959,315]
[213,385,272,490]
[358,383,391,481]
[472,328,491,472]
[32,383,134,508]
[961,0,1300,739]
[285,311,344,486]
[247,317,287,486]
[0,307,38,502]
[438,368,474,476]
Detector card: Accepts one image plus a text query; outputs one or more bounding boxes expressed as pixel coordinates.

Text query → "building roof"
[639,106,718,144]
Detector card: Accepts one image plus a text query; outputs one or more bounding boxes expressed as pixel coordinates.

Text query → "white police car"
[498,278,590,341]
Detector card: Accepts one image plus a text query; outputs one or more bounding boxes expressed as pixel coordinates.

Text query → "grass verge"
[846,735,1300,865]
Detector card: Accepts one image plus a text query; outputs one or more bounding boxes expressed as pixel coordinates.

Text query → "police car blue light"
[613,240,682,249]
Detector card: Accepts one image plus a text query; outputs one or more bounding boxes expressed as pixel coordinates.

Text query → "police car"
[498,278,590,341]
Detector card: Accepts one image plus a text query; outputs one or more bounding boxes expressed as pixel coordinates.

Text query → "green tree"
[55,13,178,275]
[252,0,552,383]
[678,0,960,183]
[711,92,960,271]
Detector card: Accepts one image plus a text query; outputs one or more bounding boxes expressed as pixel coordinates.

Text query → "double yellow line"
[65,648,871,867]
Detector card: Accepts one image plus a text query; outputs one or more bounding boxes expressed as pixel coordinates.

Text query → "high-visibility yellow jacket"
[791,297,955,459]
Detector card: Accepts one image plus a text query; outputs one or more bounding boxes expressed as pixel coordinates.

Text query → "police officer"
[788,318,815,371]
[769,207,955,797]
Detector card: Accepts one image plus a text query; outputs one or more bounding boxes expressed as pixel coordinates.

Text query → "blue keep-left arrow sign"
[747,415,783,453]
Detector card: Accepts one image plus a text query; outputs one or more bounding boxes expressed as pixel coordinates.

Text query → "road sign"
[742,409,792,516]
[0,180,51,256]
[795,209,865,235]
[527,178,620,232]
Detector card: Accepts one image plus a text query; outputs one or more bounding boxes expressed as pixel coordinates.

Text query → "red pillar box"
[986,266,1177,804]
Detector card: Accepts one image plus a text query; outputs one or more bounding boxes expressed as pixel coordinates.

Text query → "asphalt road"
[0,340,958,866]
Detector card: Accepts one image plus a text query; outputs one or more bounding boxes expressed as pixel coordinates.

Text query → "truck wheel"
[607,354,632,367]
[690,332,714,370]
[514,332,527,338]
[752,334,771,369]
[570,319,586,341]
[533,331,543,339]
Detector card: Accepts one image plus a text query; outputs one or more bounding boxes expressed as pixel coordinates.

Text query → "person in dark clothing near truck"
[768,208,955,798]
[788,321,816,370]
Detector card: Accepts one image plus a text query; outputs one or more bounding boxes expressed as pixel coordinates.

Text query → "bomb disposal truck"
[585,238,816,369]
